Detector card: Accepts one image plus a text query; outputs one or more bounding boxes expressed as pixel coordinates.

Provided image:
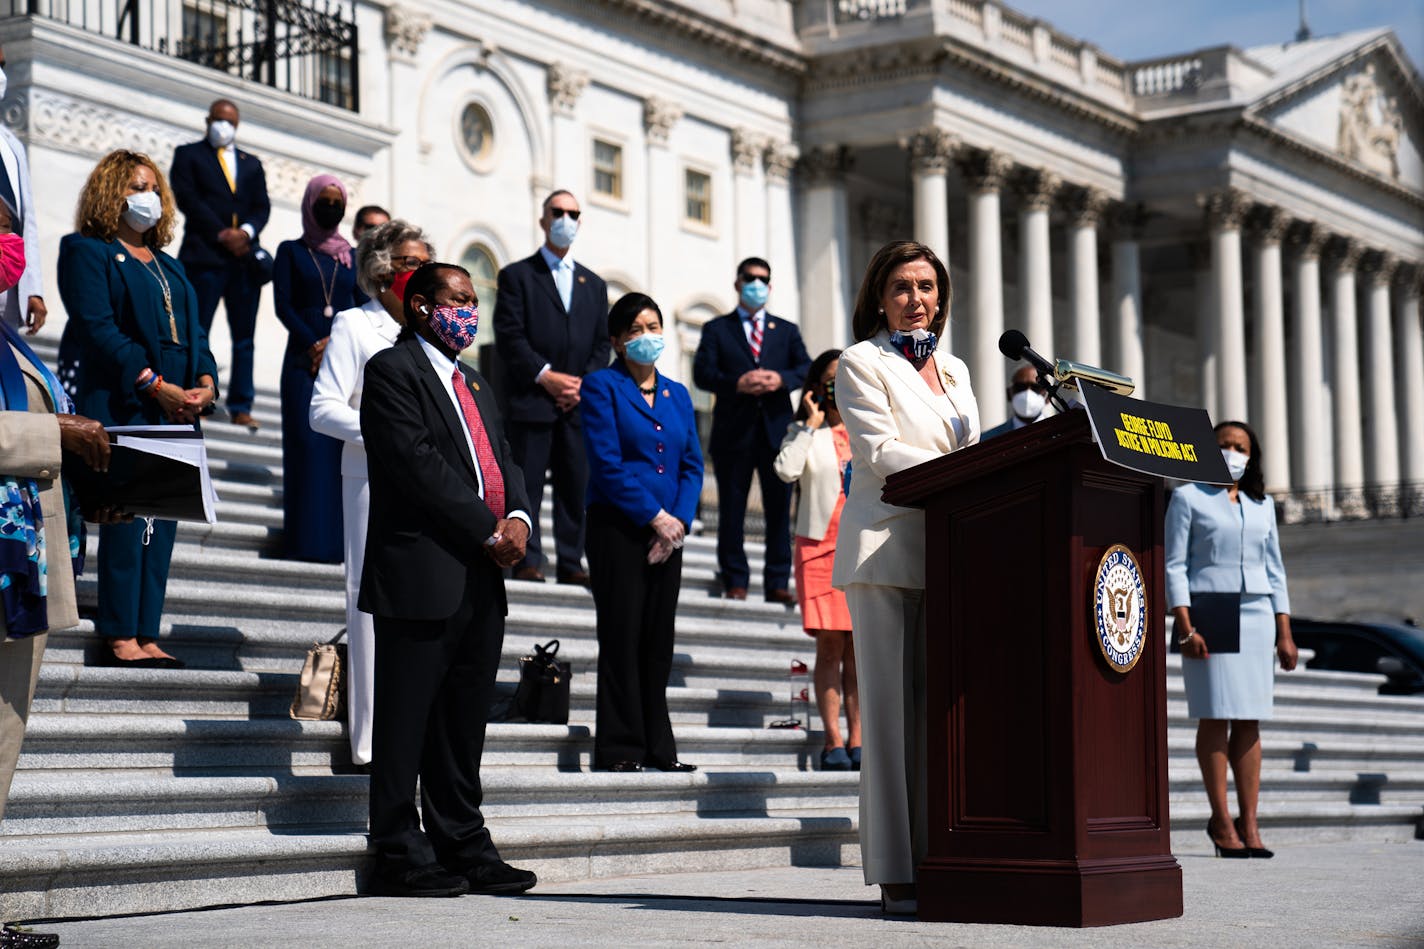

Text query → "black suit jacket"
[358,336,529,621]
[492,251,610,424]
[169,139,271,270]
[692,310,812,456]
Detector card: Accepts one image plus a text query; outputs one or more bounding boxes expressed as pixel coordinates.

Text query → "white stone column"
[1287,222,1329,495]
[1395,268,1424,500]
[1202,189,1250,422]
[1015,168,1059,359]
[383,5,432,218]
[1250,207,1290,492]
[1327,236,1366,500]
[798,146,853,354]
[763,141,801,328]
[903,128,955,267]
[959,148,1011,427]
[547,64,589,191]
[1191,242,1218,419]
[1361,251,1400,489]
[1064,186,1109,366]
[731,128,767,263]
[643,97,683,374]
[1110,204,1145,396]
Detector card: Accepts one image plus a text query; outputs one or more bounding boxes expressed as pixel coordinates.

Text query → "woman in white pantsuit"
[1167,420,1297,859]
[309,221,432,765]
[831,241,979,914]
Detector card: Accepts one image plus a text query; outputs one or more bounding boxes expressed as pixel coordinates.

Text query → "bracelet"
[151,376,164,397]
[135,369,157,392]
[1177,629,1195,646]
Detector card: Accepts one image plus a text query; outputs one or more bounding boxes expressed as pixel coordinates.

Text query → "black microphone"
[998,329,1055,378]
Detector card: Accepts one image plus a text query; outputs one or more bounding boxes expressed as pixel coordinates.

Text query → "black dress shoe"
[600,761,643,772]
[154,655,186,669]
[764,589,795,605]
[513,566,546,582]
[369,863,470,897]
[1234,817,1274,858]
[557,570,591,587]
[645,759,697,773]
[97,651,165,669]
[2,924,60,949]
[460,860,538,895]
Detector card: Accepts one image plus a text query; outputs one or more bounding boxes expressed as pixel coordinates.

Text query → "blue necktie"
[554,261,573,312]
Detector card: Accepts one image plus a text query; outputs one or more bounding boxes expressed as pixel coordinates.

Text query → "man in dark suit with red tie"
[693,257,812,602]
[493,190,610,585]
[169,98,271,429]
[359,262,537,898]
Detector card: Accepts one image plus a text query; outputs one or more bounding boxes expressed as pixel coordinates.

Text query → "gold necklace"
[134,252,179,343]
[306,245,338,318]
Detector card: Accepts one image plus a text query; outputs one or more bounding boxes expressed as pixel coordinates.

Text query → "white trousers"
[844,583,927,886]
[342,474,375,765]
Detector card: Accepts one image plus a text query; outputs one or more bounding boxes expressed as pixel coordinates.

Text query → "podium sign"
[1076,384,1231,485]
[884,410,1182,927]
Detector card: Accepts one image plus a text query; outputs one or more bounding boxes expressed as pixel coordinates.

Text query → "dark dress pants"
[587,504,682,768]
[711,435,792,592]
[96,518,178,639]
[509,413,587,576]
[368,567,505,873]
[189,260,260,416]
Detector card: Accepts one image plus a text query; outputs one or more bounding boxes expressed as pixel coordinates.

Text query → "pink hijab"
[300,174,353,269]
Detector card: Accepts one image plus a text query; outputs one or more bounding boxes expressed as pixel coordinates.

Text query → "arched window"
[460,242,500,325]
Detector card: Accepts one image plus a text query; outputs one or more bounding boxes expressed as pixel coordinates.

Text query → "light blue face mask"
[549,215,578,249]
[624,332,665,366]
[740,278,769,310]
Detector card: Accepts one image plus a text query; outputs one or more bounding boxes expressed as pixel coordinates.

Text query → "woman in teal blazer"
[580,292,703,772]
[57,150,218,669]
[1166,420,1298,859]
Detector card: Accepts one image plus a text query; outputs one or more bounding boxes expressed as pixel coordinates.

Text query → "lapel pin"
[768,321,776,329]
[944,370,957,387]
[115,253,126,262]
[662,388,670,398]
[577,275,587,284]
[471,380,481,392]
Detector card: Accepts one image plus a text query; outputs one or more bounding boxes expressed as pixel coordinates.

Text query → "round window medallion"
[457,102,494,169]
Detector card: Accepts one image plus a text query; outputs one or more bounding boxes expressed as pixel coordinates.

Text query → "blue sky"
[1005,0,1424,74]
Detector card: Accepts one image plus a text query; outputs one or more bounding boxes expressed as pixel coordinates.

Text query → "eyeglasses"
[548,207,581,221]
[1010,380,1046,395]
[390,256,429,271]
[739,272,770,284]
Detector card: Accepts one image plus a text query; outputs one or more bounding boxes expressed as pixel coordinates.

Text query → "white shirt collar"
[539,244,574,272]
[417,334,458,381]
[736,305,766,322]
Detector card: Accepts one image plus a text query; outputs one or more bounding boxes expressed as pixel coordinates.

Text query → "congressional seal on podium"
[1093,544,1147,673]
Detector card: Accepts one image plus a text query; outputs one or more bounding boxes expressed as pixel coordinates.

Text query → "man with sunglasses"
[982,363,1050,440]
[693,257,811,602]
[493,190,609,586]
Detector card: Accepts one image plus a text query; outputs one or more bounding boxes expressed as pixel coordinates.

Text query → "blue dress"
[273,240,355,563]
[1165,482,1292,720]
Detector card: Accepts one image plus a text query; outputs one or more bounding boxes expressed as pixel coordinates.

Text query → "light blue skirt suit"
[1165,482,1291,720]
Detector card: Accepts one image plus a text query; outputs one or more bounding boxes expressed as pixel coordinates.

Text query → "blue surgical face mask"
[549,215,578,249]
[624,332,665,366]
[740,278,769,310]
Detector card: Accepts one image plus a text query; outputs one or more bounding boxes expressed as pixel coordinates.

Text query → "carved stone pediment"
[1336,62,1402,179]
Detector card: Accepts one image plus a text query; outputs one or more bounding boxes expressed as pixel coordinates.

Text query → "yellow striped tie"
[216,147,236,192]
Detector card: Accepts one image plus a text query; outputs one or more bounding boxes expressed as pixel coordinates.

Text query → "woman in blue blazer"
[581,292,703,772]
[1166,420,1298,859]
[57,150,219,668]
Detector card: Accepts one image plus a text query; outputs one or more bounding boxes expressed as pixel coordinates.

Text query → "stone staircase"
[2,345,1421,920]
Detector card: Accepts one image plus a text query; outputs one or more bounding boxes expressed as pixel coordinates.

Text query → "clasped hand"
[736,369,781,396]
[155,382,214,424]
[485,517,530,568]
[648,511,684,565]
[540,370,581,412]
[218,227,251,257]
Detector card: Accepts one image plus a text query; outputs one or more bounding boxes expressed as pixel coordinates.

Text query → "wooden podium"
[883,410,1182,927]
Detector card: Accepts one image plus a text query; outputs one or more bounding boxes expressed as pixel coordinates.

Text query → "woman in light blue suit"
[1166,420,1298,859]
[581,292,703,773]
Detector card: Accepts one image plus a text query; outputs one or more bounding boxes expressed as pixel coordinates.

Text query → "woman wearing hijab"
[273,175,356,563]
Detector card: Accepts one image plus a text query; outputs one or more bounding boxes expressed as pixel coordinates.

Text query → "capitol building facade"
[2,0,1420,514]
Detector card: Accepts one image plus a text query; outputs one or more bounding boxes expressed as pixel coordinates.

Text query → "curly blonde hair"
[74,150,177,248]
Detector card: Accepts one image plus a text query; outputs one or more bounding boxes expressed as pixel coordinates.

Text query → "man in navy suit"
[693,257,811,602]
[170,98,271,429]
[493,190,610,585]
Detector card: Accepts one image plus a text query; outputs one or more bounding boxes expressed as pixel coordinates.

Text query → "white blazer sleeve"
[836,346,941,482]
[309,313,365,445]
[13,136,41,304]
[773,422,815,484]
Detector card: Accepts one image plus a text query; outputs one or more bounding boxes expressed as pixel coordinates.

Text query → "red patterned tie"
[451,366,505,518]
[749,313,763,363]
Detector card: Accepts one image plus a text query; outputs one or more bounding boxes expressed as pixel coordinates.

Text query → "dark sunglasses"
[739,272,770,284]
[548,207,582,221]
[1010,380,1046,395]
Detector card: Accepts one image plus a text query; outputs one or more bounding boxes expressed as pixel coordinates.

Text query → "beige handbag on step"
[289,628,348,721]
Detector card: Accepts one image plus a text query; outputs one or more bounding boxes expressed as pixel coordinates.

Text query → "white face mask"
[0,67,8,103]
[207,119,236,148]
[1221,448,1249,482]
[1011,388,1045,421]
[123,191,163,233]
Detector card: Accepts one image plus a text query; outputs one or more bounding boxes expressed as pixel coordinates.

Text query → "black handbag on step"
[514,639,571,724]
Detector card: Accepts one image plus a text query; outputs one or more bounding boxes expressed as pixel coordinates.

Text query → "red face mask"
[389,268,415,304]
[0,232,25,293]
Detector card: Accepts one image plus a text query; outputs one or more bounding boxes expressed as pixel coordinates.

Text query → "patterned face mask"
[427,303,479,351]
[889,328,937,366]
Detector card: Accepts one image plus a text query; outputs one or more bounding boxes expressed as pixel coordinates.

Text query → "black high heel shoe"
[1206,828,1250,858]
[1234,817,1274,859]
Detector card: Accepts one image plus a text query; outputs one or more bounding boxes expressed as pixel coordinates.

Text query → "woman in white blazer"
[832,240,979,914]
[774,348,860,773]
[309,220,432,766]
